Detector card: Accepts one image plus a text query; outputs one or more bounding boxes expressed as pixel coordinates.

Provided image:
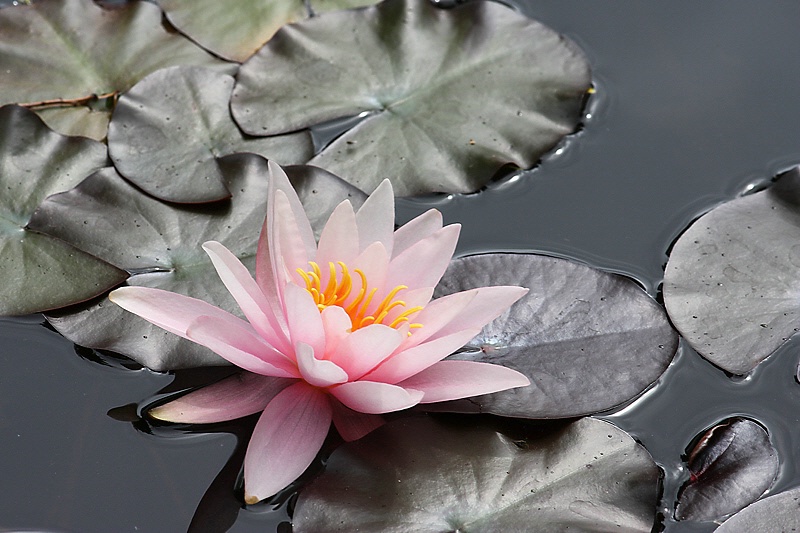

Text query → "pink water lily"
[109,162,529,503]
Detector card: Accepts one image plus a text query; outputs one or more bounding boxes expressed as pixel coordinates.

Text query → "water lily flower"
[109,162,530,503]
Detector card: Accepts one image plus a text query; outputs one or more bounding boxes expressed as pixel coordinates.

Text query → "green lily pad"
[430,253,678,418]
[676,418,778,521]
[35,157,365,371]
[108,66,313,203]
[715,487,800,532]
[0,105,127,316]
[35,106,111,142]
[663,167,800,374]
[156,0,381,62]
[231,0,591,196]
[294,416,659,532]
[0,0,234,107]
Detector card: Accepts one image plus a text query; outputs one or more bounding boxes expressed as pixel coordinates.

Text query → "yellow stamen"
[295,261,424,333]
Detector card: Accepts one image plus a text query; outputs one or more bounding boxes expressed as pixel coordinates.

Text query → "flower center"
[296,261,423,332]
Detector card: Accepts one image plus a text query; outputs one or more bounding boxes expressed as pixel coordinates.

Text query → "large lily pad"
[0,105,127,315]
[108,66,313,203]
[715,487,800,532]
[675,418,778,521]
[156,0,381,63]
[430,253,678,418]
[34,158,365,371]
[0,0,233,107]
[231,0,591,196]
[663,167,800,374]
[294,416,659,532]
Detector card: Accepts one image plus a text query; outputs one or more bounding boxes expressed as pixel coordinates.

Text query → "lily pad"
[34,157,365,371]
[430,253,677,418]
[36,106,111,141]
[0,105,127,316]
[108,66,313,203]
[0,0,233,106]
[231,0,591,196]
[676,418,778,521]
[663,167,800,374]
[156,0,381,63]
[715,487,800,532]
[294,416,659,532]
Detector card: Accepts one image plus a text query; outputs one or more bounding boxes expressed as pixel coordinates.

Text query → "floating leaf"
[231,0,591,196]
[0,105,127,316]
[429,253,677,418]
[156,0,381,63]
[715,487,800,532]
[676,418,778,521]
[36,106,111,141]
[294,416,659,532]
[35,157,365,371]
[108,66,313,203]
[0,0,233,106]
[664,168,800,374]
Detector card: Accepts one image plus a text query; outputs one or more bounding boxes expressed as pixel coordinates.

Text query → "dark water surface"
[4,1,800,531]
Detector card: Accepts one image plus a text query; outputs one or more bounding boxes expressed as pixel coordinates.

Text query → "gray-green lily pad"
[715,487,800,532]
[156,0,381,63]
[0,0,233,107]
[0,105,127,316]
[663,167,800,375]
[34,157,365,371]
[35,106,111,141]
[231,0,591,196]
[430,253,678,418]
[676,418,778,521]
[294,416,659,532]
[108,66,313,203]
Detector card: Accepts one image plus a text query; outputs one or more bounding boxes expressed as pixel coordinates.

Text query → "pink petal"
[363,327,482,384]
[348,241,389,304]
[355,179,395,256]
[381,286,433,326]
[109,286,243,339]
[315,200,358,271]
[329,324,404,380]
[419,286,528,344]
[397,360,530,403]
[392,209,443,259]
[385,224,460,291]
[202,241,290,353]
[186,316,300,378]
[330,381,424,414]
[330,400,385,442]
[149,373,293,424]
[244,382,332,503]
[267,160,316,262]
[272,190,314,283]
[283,283,325,358]
[320,306,352,359]
[296,342,349,387]
[401,289,477,348]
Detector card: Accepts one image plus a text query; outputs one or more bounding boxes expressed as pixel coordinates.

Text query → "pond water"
[3,1,800,531]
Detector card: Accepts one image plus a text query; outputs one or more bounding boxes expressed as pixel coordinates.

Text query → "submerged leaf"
[676,418,778,521]
[156,0,380,62]
[36,107,111,141]
[35,157,364,370]
[715,487,800,532]
[430,253,677,418]
[294,416,659,532]
[231,0,591,196]
[108,66,313,203]
[664,167,800,374]
[0,0,233,106]
[0,105,127,315]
